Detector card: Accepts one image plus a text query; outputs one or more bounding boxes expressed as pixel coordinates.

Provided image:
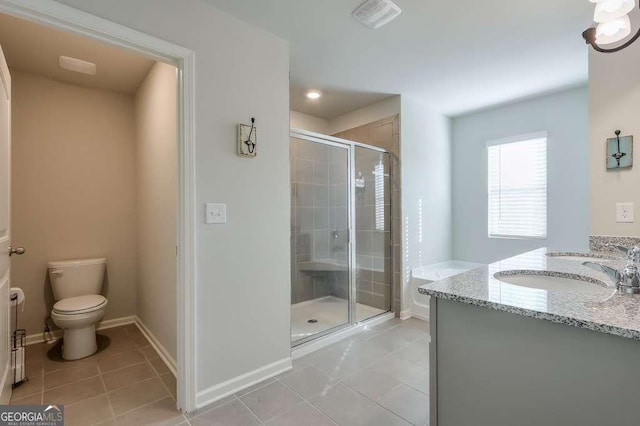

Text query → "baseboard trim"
[195,357,292,409]
[134,316,177,377]
[399,309,412,320]
[25,315,137,346]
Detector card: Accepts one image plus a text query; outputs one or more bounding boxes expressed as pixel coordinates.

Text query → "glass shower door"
[353,146,392,322]
[290,137,350,345]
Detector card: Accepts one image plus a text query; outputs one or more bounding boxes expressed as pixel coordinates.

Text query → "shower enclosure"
[290,129,393,346]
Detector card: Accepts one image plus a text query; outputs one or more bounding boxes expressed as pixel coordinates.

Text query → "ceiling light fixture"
[583,0,640,53]
[59,56,97,75]
[306,90,323,100]
[352,0,402,29]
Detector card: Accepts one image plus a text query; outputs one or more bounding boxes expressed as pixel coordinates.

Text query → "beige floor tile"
[43,352,99,373]
[190,399,261,426]
[123,327,149,347]
[240,381,303,422]
[309,383,376,426]
[44,376,105,406]
[11,373,43,400]
[277,366,337,399]
[160,373,177,400]
[10,392,42,405]
[102,361,156,392]
[149,358,171,376]
[44,361,99,390]
[65,394,113,426]
[139,345,159,361]
[355,404,412,426]
[115,397,183,426]
[343,367,402,401]
[98,349,145,373]
[379,384,429,426]
[265,401,337,426]
[95,332,137,358]
[108,377,170,416]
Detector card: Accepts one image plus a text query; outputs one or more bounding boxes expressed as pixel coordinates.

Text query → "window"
[487,134,547,239]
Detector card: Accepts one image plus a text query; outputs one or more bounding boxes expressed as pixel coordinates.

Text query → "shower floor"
[291,296,386,343]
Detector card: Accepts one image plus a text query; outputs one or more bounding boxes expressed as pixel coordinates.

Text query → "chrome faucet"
[582,261,640,294]
[607,243,640,263]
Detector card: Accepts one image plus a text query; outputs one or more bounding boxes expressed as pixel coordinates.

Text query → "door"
[0,44,12,403]
[290,136,351,345]
[353,146,393,322]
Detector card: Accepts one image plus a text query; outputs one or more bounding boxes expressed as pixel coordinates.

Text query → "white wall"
[134,62,177,362]
[55,0,291,401]
[330,96,401,135]
[400,96,452,313]
[589,43,640,237]
[290,110,329,134]
[452,87,589,263]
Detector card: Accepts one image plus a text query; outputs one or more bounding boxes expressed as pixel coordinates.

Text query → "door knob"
[8,246,25,256]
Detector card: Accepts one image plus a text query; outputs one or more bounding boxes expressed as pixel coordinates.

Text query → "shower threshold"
[291,296,386,343]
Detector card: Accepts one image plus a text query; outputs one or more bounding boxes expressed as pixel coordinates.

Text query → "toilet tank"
[48,258,106,301]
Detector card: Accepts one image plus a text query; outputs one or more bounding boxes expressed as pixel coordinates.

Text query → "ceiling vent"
[59,56,97,75]
[352,0,402,29]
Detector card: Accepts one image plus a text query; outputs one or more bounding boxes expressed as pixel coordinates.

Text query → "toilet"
[48,257,108,360]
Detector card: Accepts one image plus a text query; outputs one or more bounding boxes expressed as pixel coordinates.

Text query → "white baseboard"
[195,357,292,409]
[134,316,176,377]
[399,309,412,320]
[411,311,430,322]
[25,315,137,346]
[291,311,395,359]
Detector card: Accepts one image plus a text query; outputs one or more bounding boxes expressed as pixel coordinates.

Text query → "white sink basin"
[494,271,607,291]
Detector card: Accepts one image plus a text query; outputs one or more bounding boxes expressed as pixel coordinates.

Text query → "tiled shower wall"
[333,115,401,314]
[290,139,349,304]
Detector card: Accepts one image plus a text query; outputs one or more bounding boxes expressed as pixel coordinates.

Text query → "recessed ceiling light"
[59,56,97,75]
[306,90,323,100]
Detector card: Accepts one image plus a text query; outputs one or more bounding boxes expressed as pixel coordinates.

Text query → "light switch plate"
[616,203,634,223]
[206,203,227,224]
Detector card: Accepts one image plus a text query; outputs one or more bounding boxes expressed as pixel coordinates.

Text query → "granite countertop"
[417,247,640,340]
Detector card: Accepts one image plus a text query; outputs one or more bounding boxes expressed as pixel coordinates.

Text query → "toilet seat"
[53,295,107,315]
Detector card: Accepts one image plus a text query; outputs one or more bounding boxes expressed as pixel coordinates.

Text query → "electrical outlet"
[616,203,634,223]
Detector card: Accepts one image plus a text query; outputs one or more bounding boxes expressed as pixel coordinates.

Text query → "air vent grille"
[352,0,402,29]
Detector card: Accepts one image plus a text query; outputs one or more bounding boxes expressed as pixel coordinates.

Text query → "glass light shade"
[594,0,635,23]
[596,15,632,44]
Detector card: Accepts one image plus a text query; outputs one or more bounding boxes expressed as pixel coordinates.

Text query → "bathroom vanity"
[420,248,640,426]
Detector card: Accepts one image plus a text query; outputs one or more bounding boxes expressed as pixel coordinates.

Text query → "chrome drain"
[307,319,318,324]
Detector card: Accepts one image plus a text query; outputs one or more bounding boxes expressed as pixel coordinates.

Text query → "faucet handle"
[582,261,640,294]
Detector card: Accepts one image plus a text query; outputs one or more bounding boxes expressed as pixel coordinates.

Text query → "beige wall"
[329,96,401,135]
[10,70,137,336]
[590,44,640,237]
[290,110,329,134]
[134,62,177,362]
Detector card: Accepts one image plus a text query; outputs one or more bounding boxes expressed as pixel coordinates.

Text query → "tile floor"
[9,324,183,426]
[10,317,428,425]
[291,296,387,342]
[191,317,430,426]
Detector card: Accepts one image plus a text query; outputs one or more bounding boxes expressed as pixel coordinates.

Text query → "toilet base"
[61,324,98,360]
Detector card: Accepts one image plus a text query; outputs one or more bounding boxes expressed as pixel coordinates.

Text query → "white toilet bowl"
[51,295,108,360]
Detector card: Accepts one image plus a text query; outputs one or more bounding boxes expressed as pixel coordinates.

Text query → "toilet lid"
[53,295,107,314]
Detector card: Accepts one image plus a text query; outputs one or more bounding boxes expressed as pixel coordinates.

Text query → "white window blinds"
[487,135,547,239]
